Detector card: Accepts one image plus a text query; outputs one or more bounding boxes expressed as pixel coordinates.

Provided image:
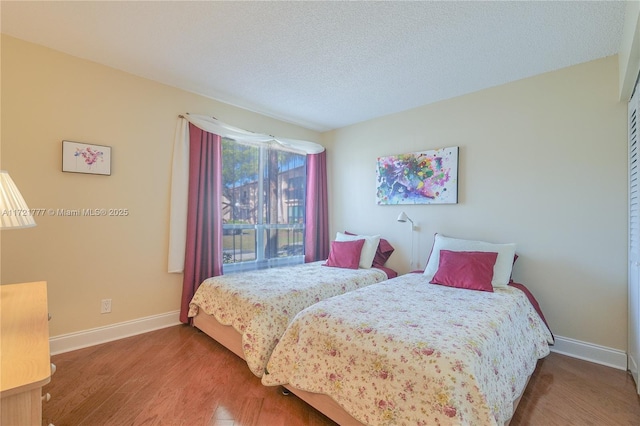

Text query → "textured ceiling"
[0,1,626,131]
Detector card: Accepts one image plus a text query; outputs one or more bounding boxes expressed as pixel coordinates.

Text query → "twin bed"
[263,274,552,425]
[188,233,554,425]
[189,260,393,377]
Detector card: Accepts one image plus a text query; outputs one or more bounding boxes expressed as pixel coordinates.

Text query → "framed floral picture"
[62,141,111,175]
[376,146,458,205]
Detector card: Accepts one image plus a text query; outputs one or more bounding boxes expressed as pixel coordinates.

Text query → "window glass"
[222,138,306,272]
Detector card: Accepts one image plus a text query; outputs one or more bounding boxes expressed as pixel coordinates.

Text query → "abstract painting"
[376,146,458,205]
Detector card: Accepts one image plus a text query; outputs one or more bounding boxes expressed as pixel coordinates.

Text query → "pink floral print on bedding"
[262,273,554,425]
[188,261,387,377]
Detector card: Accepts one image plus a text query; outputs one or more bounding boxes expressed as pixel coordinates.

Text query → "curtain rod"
[178,113,218,120]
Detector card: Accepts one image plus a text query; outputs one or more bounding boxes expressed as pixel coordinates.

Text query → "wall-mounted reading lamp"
[396,211,414,229]
[397,211,416,270]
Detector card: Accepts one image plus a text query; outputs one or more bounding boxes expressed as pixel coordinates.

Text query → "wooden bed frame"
[285,376,527,426]
[192,311,526,426]
[192,311,246,360]
[284,380,527,426]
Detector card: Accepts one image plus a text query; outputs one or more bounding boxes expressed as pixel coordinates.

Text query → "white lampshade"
[0,170,36,229]
[397,211,413,224]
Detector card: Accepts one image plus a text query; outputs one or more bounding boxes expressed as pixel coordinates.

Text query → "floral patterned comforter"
[188,261,388,377]
[262,273,554,426]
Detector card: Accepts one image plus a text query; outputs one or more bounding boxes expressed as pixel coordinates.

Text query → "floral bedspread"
[188,261,388,377]
[262,273,554,426]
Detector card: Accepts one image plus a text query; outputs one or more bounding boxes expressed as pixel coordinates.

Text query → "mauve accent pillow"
[429,250,498,292]
[324,239,366,269]
[344,231,395,267]
[373,238,395,266]
[424,234,516,288]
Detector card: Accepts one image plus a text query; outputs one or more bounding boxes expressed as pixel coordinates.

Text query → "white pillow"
[423,234,516,288]
[335,232,381,269]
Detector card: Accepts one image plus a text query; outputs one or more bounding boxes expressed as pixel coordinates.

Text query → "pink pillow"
[324,239,366,269]
[345,231,395,267]
[373,238,395,267]
[430,250,498,292]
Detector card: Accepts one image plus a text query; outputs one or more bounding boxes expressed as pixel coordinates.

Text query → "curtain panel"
[179,124,223,323]
[305,151,330,262]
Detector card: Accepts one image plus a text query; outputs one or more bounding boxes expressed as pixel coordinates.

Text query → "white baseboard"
[49,310,181,355]
[551,335,627,370]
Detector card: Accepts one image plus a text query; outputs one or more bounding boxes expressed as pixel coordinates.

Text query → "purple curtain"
[179,123,223,324]
[304,151,330,262]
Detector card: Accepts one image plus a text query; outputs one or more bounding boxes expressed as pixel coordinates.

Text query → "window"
[221,138,306,273]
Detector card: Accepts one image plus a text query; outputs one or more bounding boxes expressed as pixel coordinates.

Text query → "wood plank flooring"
[41,325,640,426]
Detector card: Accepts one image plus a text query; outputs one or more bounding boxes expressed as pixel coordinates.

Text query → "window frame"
[221,138,306,274]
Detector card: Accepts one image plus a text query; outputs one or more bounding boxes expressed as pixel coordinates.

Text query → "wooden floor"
[42,325,640,426]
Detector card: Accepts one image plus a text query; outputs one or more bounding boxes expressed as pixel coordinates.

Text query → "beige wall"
[322,55,628,350]
[0,36,320,336]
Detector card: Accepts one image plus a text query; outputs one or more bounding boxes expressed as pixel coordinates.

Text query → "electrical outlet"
[101,299,112,314]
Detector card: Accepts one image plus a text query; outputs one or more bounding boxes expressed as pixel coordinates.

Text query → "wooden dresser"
[1,281,52,426]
